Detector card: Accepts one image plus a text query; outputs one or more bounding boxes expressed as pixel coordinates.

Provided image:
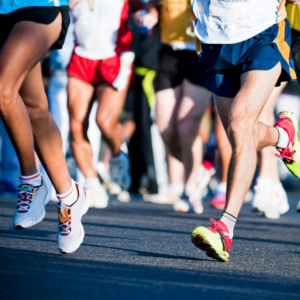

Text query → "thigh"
[96,82,128,123]
[177,79,211,124]
[155,86,182,134]
[0,14,63,93]
[68,77,94,124]
[230,63,282,125]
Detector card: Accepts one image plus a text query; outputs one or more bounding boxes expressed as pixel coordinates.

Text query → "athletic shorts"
[67,50,133,91]
[291,28,300,84]
[198,19,297,98]
[155,44,205,92]
[0,6,70,50]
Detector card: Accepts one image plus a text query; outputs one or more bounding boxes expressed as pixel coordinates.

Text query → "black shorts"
[0,6,70,50]
[155,44,205,92]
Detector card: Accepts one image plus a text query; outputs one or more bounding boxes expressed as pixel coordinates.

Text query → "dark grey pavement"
[1,194,300,300]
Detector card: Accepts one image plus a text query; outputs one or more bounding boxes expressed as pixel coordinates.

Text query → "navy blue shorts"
[198,19,297,98]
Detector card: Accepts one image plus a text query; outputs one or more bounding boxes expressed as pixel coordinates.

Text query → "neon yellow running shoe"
[191,219,232,262]
[274,111,300,178]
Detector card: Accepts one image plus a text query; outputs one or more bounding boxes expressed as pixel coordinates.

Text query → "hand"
[133,8,159,31]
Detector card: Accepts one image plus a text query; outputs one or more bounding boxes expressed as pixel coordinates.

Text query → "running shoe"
[85,178,108,209]
[109,151,131,195]
[252,178,272,213]
[191,219,232,262]
[13,178,48,229]
[57,183,90,254]
[273,183,289,215]
[274,111,300,178]
[173,191,203,214]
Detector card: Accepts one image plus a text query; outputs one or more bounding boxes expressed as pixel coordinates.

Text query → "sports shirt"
[0,0,68,14]
[69,0,133,60]
[192,0,287,44]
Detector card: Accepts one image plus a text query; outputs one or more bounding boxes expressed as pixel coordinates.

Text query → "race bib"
[209,0,252,20]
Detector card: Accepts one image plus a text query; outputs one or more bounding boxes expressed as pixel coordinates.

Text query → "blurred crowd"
[1,0,300,220]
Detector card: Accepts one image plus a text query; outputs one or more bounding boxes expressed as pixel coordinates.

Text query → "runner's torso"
[69,0,132,60]
[0,0,68,14]
[192,0,287,44]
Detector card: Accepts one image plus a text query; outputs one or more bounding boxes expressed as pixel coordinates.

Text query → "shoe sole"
[59,191,91,254]
[14,208,46,230]
[191,227,229,262]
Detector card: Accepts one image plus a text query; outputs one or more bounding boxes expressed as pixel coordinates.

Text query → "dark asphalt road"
[1,194,300,300]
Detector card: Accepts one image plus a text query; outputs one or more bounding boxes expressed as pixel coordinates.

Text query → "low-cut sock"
[220,212,237,239]
[276,127,289,149]
[19,171,42,187]
[56,180,78,206]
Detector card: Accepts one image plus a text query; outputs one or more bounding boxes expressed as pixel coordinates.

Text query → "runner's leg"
[177,79,211,193]
[215,64,281,217]
[155,86,182,160]
[68,77,95,178]
[95,82,128,156]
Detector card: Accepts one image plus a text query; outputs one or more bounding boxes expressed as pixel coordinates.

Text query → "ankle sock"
[276,126,289,149]
[56,180,78,206]
[19,171,42,187]
[220,212,237,239]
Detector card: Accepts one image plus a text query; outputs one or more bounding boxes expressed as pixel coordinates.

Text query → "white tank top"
[192,0,287,44]
[70,0,131,60]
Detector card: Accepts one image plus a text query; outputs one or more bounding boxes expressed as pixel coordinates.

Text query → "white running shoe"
[273,183,289,215]
[57,183,90,254]
[252,178,272,213]
[85,178,108,209]
[13,179,48,229]
[109,151,131,195]
[173,190,203,214]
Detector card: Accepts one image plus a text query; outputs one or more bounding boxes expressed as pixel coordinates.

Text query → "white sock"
[256,177,272,187]
[276,127,289,149]
[19,171,42,187]
[56,180,78,206]
[220,212,237,239]
[169,182,184,197]
[217,182,227,193]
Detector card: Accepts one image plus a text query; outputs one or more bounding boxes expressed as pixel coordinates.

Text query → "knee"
[0,84,16,112]
[96,116,114,137]
[228,116,253,147]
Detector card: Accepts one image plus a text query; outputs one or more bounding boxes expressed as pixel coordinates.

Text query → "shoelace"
[276,148,296,163]
[209,218,221,231]
[17,185,36,213]
[58,204,72,236]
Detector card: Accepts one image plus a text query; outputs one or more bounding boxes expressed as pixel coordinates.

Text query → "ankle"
[19,171,42,187]
[56,180,78,205]
[220,212,237,239]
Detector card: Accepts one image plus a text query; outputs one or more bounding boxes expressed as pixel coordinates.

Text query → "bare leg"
[168,154,184,185]
[20,64,71,193]
[258,84,286,184]
[215,63,281,217]
[0,14,73,193]
[96,82,129,157]
[155,86,182,160]
[177,80,211,193]
[214,107,231,183]
[68,77,95,178]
